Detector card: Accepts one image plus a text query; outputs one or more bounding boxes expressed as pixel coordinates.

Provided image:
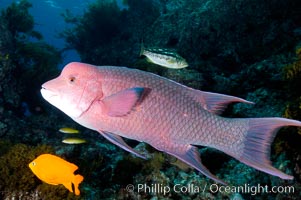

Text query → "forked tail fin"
[238,117,301,179]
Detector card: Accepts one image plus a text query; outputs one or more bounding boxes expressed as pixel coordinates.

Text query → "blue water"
[0,0,126,68]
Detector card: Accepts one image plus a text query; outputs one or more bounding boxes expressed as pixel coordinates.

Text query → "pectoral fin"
[164,144,226,185]
[167,58,176,64]
[102,87,148,117]
[99,131,147,159]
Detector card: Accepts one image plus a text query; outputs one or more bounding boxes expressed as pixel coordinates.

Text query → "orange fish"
[29,154,84,195]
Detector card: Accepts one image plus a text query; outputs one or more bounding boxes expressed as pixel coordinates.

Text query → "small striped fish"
[140,44,188,69]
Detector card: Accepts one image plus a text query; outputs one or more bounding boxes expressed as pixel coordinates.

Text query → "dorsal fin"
[189,90,254,115]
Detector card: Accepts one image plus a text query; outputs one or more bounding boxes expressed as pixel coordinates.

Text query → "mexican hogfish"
[41,62,301,184]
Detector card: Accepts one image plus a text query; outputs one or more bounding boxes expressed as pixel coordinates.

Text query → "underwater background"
[0,0,301,199]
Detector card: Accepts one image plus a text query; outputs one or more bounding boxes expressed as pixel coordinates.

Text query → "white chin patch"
[40,88,82,118]
[41,88,57,103]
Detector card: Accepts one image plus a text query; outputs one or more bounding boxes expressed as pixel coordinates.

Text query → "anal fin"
[165,144,226,185]
[99,131,147,159]
[62,182,73,194]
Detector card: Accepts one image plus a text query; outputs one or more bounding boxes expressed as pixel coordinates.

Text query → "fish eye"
[32,162,36,166]
[69,76,76,83]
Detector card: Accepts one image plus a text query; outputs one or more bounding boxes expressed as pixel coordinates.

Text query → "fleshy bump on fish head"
[41,62,103,118]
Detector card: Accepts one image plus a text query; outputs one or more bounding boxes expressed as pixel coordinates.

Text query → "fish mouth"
[40,87,58,100]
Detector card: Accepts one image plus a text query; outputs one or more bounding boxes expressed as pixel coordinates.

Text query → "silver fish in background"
[140,43,188,69]
[62,138,87,144]
[59,127,80,134]
[41,62,301,184]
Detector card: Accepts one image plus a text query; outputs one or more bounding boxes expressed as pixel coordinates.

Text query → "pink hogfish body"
[41,62,301,184]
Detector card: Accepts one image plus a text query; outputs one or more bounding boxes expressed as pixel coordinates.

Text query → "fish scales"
[41,62,301,184]
[71,66,256,167]
[93,66,219,145]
